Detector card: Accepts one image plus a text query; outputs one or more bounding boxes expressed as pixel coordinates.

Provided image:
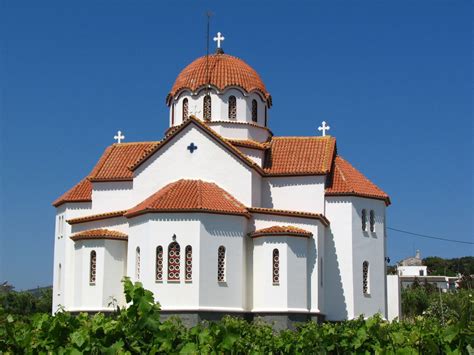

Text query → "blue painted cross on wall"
[187,142,198,153]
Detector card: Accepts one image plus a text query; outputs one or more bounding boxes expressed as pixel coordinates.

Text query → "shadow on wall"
[324,228,348,320]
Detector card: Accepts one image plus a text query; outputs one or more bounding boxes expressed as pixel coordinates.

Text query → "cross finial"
[318,121,330,136]
[114,130,125,143]
[213,32,225,49]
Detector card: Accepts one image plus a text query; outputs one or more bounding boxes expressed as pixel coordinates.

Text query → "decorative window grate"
[361,209,367,231]
[217,246,226,282]
[369,210,375,232]
[135,247,140,280]
[89,251,96,285]
[272,249,280,285]
[182,98,188,121]
[228,96,237,119]
[185,246,192,281]
[251,99,258,122]
[363,261,369,294]
[168,242,180,281]
[156,246,163,281]
[203,95,211,120]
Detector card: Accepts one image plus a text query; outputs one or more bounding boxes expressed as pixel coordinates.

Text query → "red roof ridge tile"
[250,225,313,238]
[70,228,128,241]
[248,207,330,226]
[67,210,127,225]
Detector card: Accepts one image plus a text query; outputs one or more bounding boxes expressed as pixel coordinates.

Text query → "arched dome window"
[155,246,163,282]
[203,95,212,120]
[217,246,226,282]
[168,242,180,281]
[370,210,375,232]
[251,99,258,122]
[361,209,367,231]
[135,247,140,280]
[185,245,192,281]
[272,249,280,285]
[182,98,189,121]
[264,106,268,127]
[363,261,370,294]
[228,96,237,119]
[90,250,97,285]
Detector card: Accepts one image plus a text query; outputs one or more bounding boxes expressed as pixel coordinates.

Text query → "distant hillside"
[423,256,474,276]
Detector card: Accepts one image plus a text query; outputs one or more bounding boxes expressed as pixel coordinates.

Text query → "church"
[52,34,390,325]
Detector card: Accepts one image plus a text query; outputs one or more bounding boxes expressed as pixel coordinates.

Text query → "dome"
[167,53,272,106]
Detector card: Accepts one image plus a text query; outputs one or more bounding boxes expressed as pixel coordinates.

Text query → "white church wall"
[102,240,128,309]
[53,202,92,313]
[133,124,255,206]
[91,181,133,214]
[398,265,427,277]
[207,122,271,142]
[386,275,401,321]
[237,146,265,166]
[351,197,387,319]
[261,176,326,213]
[324,197,354,320]
[286,237,309,312]
[199,214,248,311]
[70,217,128,236]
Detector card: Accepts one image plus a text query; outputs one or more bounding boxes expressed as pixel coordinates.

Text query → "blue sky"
[1,1,472,290]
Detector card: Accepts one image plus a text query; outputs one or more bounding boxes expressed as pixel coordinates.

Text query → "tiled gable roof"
[250,225,313,238]
[67,210,127,225]
[125,179,249,218]
[263,136,336,176]
[167,53,271,105]
[89,142,159,181]
[53,178,92,207]
[248,207,330,226]
[325,156,390,205]
[70,229,127,241]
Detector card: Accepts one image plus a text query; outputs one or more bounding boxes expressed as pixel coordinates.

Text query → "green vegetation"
[1,278,473,354]
[0,285,52,315]
[423,256,474,277]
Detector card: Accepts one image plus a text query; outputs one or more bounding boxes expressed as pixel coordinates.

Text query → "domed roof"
[167,53,271,106]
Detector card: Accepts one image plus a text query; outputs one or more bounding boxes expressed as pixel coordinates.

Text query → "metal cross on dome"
[114,130,125,143]
[213,32,225,49]
[318,121,331,136]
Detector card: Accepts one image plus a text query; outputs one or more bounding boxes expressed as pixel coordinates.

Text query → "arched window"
[251,99,258,122]
[361,209,367,231]
[135,247,140,280]
[171,103,175,126]
[272,249,280,285]
[203,95,211,120]
[363,261,369,294]
[369,210,375,232]
[185,245,192,281]
[168,242,180,281]
[156,246,163,281]
[264,106,268,127]
[320,257,323,287]
[58,263,62,291]
[182,98,189,121]
[90,251,97,285]
[217,246,226,282]
[228,95,237,119]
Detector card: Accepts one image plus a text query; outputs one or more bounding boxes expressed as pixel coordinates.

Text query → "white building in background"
[397,250,428,277]
[52,38,391,326]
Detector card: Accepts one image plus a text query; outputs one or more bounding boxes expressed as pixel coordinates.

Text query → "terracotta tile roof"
[53,178,92,207]
[70,229,128,241]
[67,210,127,225]
[167,53,271,106]
[248,207,330,226]
[263,136,336,176]
[130,116,265,174]
[226,139,269,150]
[325,156,390,205]
[89,142,159,182]
[250,225,313,238]
[125,179,250,218]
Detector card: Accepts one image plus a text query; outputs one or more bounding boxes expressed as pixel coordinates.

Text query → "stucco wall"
[91,181,133,214]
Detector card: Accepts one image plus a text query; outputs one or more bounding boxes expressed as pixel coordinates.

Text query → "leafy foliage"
[0,278,473,353]
[423,256,474,277]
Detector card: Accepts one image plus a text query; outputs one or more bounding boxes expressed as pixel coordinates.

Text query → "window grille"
[168,242,180,281]
[156,246,163,281]
[185,246,192,281]
[217,246,226,282]
[203,95,211,120]
[363,261,369,294]
[182,98,188,121]
[228,96,237,119]
[135,247,140,280]
[272,249,280,285]
[251,99,258,122]
[90,251,96,284]
[369,210,375,232]
[362,209,367,231]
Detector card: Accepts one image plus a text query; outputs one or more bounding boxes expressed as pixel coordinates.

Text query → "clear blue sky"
[1,1,472,290]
